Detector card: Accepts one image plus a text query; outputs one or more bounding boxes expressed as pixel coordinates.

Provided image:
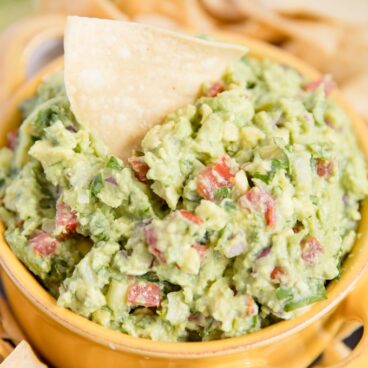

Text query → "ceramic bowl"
[0,16,368,368]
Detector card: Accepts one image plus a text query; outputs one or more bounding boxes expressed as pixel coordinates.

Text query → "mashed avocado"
[0,56,367,341]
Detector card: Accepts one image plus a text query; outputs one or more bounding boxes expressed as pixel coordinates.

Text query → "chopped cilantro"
[253,158,289,184]
[252,172,270,183]
[90,174,103,196]
[34,108,51,130]
[284,284,326,312]
[106,156,123,170]
[201,319,214,338]
[272,158,289,172]
[140,272,159,282]
[275,286,293,301]
[214,187,231,200]
[224,200,236,211]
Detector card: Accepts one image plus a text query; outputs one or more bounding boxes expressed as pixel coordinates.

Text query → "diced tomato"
[316,159,334,178]
[6,130,18,150]
[56,201,79,235]
[245,295,256,316]
[265,204,277,228]
[213,156,234,181]
[239,186,277,228]
[304,76,334,95]
[196,167,218,200]
[245,186,271,207]
[127,281,161,307]
[270,266,288,284]
[192,243,208,262]
[128,156,149,182]
[206,81,225,97]
[144,225,166,264]
[29,230,59,257]
[196,155,234,201]
[301,236,323,266]
[179,210,203,225]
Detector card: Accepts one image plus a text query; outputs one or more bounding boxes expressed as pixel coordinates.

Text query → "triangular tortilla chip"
[342,72,368,120]
[64,16,247,158]
[1,341,46,368]
[260,0,368,25]
[0,299,25,345]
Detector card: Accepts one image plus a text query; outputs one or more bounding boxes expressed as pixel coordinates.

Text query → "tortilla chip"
[64,16,247,158]
[1,341,46,368]
[331,26,368,83]
[0,299,25,345]
[222,1,343,54]
[111,0,215,30]
[259,0,368,25]
[224,19,286,43]
[342,72,368,120]
[283,38,331,74]
[200,0,248,22]
[0,339,14,361]
[184,0,216,30]
[39,0,128,20]
[110,0,179,19]
[285,23,368,84]
[133,14,181,30]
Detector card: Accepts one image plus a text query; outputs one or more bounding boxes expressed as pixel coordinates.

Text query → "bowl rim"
[1,35,368,359]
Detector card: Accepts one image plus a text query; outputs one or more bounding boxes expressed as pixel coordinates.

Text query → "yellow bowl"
[1,23,368,368]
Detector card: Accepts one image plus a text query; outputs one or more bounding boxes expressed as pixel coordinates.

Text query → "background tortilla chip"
[30,1,368,128]
[259,0,368,25]
[284,25,368,84]
[132,14,180,29]
[1,341,46,368]
[111,0,215,29]
[342,73,368,120]
[211,1,343,52]
[0,299,25,345]
[200,0,248,22]
[64,16,247,158]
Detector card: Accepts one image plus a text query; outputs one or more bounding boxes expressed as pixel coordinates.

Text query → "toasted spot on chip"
[64,16,247,159]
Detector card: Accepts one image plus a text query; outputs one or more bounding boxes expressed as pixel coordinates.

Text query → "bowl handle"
[0,15,66,106]
[316,265,368,368]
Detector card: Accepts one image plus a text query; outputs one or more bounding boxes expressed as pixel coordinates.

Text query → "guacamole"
[0,56,367,342]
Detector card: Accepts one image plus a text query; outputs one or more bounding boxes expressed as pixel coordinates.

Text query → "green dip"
[0,56,367,341]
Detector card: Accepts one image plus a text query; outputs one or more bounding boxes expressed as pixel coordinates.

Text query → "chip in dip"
[64,17,247,158]
[0,18,367,342]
